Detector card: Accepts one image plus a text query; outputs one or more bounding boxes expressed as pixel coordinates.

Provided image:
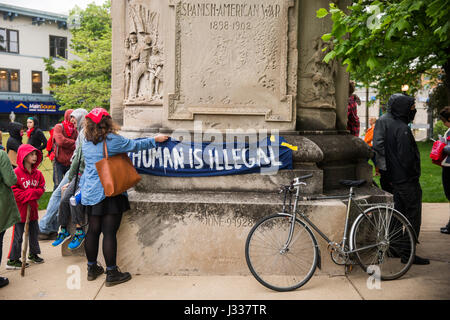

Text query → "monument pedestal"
[111,131,386,276]
[115,184,391,276]
[95,0,391,277]
[117,190,349,276]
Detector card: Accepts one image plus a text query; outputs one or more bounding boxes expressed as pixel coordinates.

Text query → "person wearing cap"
[38,109,88,240]
[80,108,169,287]
[26,116,47,152]
[51,109,90,249]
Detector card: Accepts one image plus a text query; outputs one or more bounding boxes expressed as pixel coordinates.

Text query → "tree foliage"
[317,0,450,107]
[45,1,112,112]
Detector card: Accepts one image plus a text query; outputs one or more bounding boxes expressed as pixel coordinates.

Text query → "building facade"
[0,3,71,131]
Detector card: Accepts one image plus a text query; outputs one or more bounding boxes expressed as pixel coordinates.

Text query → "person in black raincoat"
[26,116,47,152]
[373,93,429,265]
[6,122,24,169]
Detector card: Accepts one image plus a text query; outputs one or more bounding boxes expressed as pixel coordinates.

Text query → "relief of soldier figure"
[124,3,163,103]
[299,37,337,109]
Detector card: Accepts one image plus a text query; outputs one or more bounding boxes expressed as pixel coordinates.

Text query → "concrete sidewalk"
[1,203,449,300]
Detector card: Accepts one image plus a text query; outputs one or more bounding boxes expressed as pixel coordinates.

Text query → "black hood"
[8,122,23,140]
[387,93,415,123]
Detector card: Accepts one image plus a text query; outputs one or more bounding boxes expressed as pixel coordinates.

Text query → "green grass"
[38,192,52,210]
[417,141,447,203]
[372,141,447,203]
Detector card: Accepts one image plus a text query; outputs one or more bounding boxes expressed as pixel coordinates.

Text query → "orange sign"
[15,103,28,109]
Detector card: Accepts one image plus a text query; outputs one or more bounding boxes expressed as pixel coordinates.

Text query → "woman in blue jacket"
[80,108,168,286]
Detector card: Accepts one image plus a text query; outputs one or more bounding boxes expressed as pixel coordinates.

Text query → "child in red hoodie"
[7,144,45,269]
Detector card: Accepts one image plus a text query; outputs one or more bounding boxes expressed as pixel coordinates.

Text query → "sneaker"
[28,254,44,264]
[440,227,450,234]
[6,259,29,270]
[68,230,86,250]
[87,263,105,281]
[105,267,132,287]
[0,277,9,288]
[51,230,71,247]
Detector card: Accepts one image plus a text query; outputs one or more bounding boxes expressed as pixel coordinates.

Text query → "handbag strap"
[103,140,109,159]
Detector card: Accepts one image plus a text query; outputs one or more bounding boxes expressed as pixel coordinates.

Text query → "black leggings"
[0,230,4,266]
[443,167,450,201]
[84,213,123,268]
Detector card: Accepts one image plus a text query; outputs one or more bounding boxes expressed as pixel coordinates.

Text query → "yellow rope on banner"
[281,142,298,151]
[270,135,298,151]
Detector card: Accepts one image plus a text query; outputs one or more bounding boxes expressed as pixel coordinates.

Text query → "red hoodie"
[53,109,78,167]
[11,144,45,222]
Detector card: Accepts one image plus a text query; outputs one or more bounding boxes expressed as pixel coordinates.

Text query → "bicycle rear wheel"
[351,207,415,280]
[245,214,318,292]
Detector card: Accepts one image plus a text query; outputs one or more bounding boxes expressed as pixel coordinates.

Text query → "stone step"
[114,190,348,276]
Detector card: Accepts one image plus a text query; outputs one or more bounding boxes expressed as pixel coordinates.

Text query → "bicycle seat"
[339,179,366,187]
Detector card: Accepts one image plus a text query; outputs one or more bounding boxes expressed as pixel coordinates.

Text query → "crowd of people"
[0,108,168,288]
[0,93,448,290]
[347,87,450,264]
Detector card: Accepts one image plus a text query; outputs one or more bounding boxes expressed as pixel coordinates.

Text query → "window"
[0,28,19,53]
[0,68,20,92]
[49,36,67,58]
[32,71,42,94]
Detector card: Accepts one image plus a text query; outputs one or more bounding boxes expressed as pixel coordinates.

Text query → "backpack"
[430,140,446,166]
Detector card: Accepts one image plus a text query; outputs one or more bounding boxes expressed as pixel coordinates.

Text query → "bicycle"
[245,174,418,292]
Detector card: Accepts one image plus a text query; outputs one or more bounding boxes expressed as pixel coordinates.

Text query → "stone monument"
[105,0,387,276]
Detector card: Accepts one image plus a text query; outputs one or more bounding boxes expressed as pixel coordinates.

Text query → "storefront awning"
[0,94,64,115]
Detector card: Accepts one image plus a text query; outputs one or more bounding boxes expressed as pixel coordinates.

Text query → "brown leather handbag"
[95,140,141,197]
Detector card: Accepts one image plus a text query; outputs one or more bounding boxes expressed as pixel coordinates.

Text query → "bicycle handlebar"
[292,173,313,186]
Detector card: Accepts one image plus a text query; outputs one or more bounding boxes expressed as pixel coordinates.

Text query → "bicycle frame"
[282,183,383,255]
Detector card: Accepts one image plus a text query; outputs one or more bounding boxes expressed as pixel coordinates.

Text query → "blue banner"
[129,135,294,177]
[0,100,64,114]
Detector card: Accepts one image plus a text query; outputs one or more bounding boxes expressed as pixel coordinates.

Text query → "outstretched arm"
[107,134,169,155]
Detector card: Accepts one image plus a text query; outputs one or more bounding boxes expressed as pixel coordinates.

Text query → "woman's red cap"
[85,108,110,124]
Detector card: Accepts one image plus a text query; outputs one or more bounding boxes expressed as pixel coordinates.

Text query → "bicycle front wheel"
[245,214,318,292]
[351,207,416,280]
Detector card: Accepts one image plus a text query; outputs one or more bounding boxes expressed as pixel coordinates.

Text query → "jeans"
[55,161,70,190]
[39,171,70,234]
[9,221,40,260]
[58,177,85,227]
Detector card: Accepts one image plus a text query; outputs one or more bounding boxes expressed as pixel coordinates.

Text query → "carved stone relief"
[124,0,164,105]
[299,37,337,109]
[168,0,296,122]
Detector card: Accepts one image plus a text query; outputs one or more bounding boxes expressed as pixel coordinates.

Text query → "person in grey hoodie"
[38,109,88,240]
[52,108,89,249]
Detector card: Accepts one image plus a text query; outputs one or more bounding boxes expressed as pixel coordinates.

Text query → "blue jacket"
[80,133,156,206]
